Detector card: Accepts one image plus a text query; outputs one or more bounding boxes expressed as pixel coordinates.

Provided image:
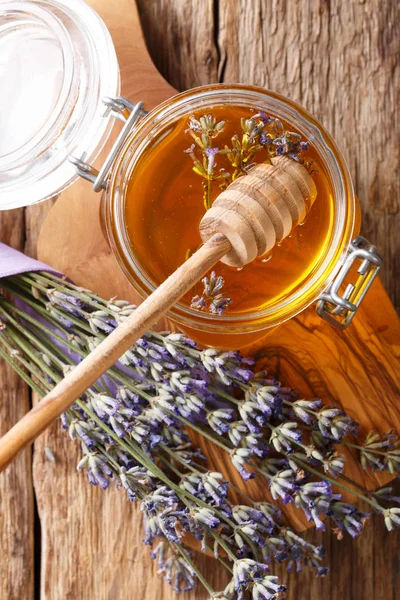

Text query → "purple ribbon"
[0,242,60,279]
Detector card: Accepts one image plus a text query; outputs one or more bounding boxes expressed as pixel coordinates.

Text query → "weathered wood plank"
[0,209,34,600]
[29,2,226,599]
[217,0,400,311]
[1,1,398,599]
[137,0,399,310]
[136,1,400,599]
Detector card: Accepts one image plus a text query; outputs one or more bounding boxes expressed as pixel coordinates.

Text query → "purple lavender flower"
[294,480,341,530]
[322,452,345,478]
[255,502,282,524]
[232,504,273,529]
[239,399,268,432]
[330,502,370,538]
[255,111,274,125]
[141,487,179,513]
[119,465,150,501]
[159,550,196,593]
[233,559,269,590]
[252,577,287,600]
[88,310,117,334]
[161,425,190,448]
[234,520,268,550]
[46,289,85,317]
[180,471,203,494]
[77,452,113,490]
[254,385,283,416]
[45,303,73,329]
[190,507,220,529]
[69,419,97,449]
[142,513,161,545]
[205,146,219,173]
[201,349,253,386]
[89,393,120,419]
[202,471,228,506]
[243,432,269,458]
[230,448,255,481]
[270,422,302,453]
[268,469,299,504]
[316,407,359,441]
[228,421,249,447]
[151,540,167,567]
[207,408,236,434]
[191,272,233,316]
[159,508,189,543]
[290,399,322,425]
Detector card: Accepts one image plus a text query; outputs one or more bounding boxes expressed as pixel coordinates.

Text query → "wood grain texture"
[0,234,231,473]
[138,0,400,311]
[0,211,35,600]
[0,1,399,600]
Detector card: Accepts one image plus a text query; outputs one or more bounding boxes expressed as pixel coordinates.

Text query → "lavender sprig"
[1,270,399,599]
[185,114,229,211]
[191,271,232,316]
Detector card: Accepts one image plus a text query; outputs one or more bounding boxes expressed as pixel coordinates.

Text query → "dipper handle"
[0,157,316,471]
[0,233,230,472]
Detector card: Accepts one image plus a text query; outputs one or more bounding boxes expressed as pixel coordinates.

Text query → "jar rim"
[0,0,120,210]
[106,84,356,332]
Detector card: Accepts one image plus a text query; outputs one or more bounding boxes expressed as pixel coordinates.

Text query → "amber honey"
[124,106,335,317]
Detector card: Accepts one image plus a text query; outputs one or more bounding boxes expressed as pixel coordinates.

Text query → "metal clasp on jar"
[69,96,148,191]
[316,236,382,329]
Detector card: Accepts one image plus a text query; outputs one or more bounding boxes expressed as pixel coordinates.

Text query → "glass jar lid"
[0,0,120,210]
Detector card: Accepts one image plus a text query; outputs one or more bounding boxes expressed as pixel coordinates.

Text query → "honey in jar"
[125,108,333,318]
[103,85,360,348]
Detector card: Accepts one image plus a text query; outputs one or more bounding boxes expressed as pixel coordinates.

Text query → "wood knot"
[199,156,317,267]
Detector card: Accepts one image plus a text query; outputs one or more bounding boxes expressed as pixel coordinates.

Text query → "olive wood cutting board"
[36,0,400,533]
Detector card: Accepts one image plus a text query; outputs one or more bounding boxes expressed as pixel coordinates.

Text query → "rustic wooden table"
[1,1,399,599]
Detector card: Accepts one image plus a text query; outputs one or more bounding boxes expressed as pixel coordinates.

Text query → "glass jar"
[0,0,119,209]
[0,2,381,348]
[98,84,381,348]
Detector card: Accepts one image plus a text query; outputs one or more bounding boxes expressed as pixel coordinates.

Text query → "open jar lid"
[0,0,120,210]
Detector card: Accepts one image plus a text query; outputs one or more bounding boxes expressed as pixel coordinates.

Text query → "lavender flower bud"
[202,472,228,506]
[269,469,298,504]
[322,452,345,478]
[254,385,282,415]
[317,407,358,440]
[88,310,117,334]
[330,502,370,538]
[270,422,302,453]
[77,452,112,490]
[207,408,236,434]
[190,507,220,529]
[291,399,322,424]
[159,508,188,543]
[69,419,96,449]
[252,576,287,600]
[90,393,120,419]
[383,508,400,531]
[156,546,196,592]
[179,474,202,496]
[230,448,255,481]
[243,432,269,458]
[228,421,249,447]
[239,399,267,432]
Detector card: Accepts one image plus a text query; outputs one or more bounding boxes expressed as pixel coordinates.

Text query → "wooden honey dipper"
[0,155,317,471]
